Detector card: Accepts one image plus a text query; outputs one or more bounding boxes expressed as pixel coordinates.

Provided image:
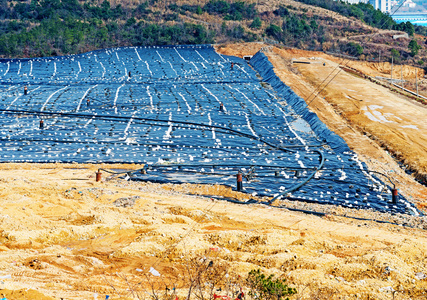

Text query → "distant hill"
[0,0,427,66]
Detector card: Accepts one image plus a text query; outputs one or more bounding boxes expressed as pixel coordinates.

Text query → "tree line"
[0,0,218,56]
[0,0,425,62]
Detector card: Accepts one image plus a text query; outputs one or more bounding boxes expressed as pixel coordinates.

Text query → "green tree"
[404,21,415,36]
[408,39,421,56]
[250,16,262,29]
[390,48,400,59]
[0,0,9,19]
[221,21,227,34]
[204,0,230,14]
[345,42,363,56]
[274,5,289,17]
[125,17,136,27]
[390,48,401,63]
[310,19,318,30]
[227,24,245,39]
[349,5,363,20]
[265,24,282,39]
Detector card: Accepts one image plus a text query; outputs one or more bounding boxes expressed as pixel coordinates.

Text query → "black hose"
[267,149,325,204]
[0,108,303,153]
[0,79,257,87]
[0,108,330,201]
[1,109,398,198]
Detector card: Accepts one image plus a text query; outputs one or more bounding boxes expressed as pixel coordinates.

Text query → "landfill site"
[0,43,426,299]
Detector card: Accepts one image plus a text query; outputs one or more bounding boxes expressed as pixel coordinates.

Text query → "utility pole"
[416,70,419,97]
[391,56,393,81]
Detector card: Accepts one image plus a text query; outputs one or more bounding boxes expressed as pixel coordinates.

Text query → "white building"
[342,0,369,4]
[369,0,391,12]
[338,0,390,11]
[404,0,416,8]
[339,0,406,13]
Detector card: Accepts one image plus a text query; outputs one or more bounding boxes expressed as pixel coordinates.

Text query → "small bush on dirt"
[246,269,297,300]
[102,254,297,300]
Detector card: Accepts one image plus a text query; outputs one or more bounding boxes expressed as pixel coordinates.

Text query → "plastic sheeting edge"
[250,51,350,153]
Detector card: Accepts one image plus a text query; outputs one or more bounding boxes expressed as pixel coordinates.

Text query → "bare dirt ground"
[1,44,427,299]
[1,163,427,300]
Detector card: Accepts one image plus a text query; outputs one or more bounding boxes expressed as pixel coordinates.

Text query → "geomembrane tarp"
[250,51,350,154]
[0,45,418,215]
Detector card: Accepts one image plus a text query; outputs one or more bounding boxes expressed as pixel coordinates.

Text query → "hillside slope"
[1,0,427,67]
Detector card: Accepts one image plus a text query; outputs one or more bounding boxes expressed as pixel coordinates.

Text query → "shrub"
[125,17,136,27]
[274,5,289,17]
[246,269,297,300]
[341,42,363,56]
[204,0,256,19]
[204,0,230,15]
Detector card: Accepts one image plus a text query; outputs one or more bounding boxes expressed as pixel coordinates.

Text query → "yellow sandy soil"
[0,164,427,300]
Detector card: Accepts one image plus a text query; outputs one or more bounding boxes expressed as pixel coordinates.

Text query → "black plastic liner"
[0,45,420,215]
[250,51,350,153]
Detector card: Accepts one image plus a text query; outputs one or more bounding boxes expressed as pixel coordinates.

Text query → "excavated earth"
[1,43,427,299]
